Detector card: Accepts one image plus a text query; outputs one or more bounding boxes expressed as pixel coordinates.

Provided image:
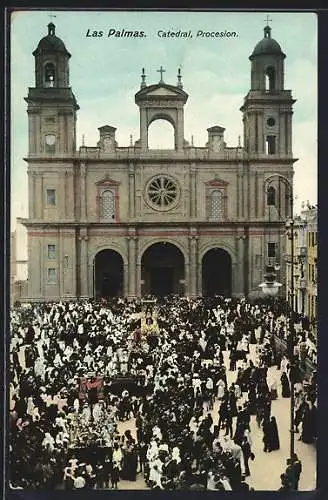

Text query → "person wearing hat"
[278,472,293,491]
[111,442,123,488]
[63,467,75,490]
[285,458,298,490]
[291,453,302,490]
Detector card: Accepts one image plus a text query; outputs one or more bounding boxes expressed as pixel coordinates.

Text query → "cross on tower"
[264,14,272,26]
[157,65,166,83]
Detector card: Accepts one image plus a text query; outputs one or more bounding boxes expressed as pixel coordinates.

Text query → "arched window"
[100,190,116,220]
[265,66,275,91]
[267,186,276,206]
[44,63,56,87]
[209,190,225,220]
[266,135,276,154]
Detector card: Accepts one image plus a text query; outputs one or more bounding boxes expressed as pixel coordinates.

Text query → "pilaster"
[127,233,137,297]
[189,235,198,296]
[80,162,87,221]
[78,228,89,297]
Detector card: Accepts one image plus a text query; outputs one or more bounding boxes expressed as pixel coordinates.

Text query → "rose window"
[146,175,179,209]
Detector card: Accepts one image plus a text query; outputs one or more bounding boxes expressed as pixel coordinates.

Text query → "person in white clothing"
[234,383,242,400]
[172,446,181,464]
[42,432,55,452]
[192,374,202,396]
[230,440,246,476]
[217,379,226,400]
[207,470,217,490]
[81,404,91,424]
[152,425,162,441]
[281,355,289,374]
[26,396,34,417]
[34,357,46,381]
[149,459,163,488]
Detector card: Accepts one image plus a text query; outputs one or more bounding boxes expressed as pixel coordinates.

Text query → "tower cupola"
[32,23,71,88]
[249,25,286,91]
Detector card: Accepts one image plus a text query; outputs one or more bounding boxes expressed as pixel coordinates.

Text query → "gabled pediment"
[135,83,188,103]
[205,178,229,187]
[146,86,181,97]
[95,175,120,187]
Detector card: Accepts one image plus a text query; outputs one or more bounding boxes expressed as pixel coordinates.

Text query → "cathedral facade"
[20,22,296,300]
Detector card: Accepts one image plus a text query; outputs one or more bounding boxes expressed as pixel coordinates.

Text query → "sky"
[10,9,317,262]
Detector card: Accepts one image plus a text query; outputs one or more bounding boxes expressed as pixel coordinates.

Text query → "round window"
[146,175,179,211]
[267,117,276,127]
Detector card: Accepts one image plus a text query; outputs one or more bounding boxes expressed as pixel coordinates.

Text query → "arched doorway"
[94,249,124,298]
[202,248,232,296]
[141,242,184,296]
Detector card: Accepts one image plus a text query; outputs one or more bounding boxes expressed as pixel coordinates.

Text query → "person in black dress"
[268,416,280,451]
[280,372,291,398]
[262,417,271,452]
[300,402,316,444]
[121,441,138,481]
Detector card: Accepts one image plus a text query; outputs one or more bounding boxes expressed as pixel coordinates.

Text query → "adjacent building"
[285,204,317,328]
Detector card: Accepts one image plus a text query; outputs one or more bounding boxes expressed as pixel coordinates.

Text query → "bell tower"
[134,67,188,151]
[240,23,295,156]
[25,22,79,156]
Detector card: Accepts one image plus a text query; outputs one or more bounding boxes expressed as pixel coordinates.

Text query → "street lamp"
[261,176,296,461]
[259,264,282,297]
[285,217,297,460]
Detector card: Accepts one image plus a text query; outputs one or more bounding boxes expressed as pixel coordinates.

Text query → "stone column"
[189,236,198,296]
[279,111,286,155]
[237,235,246,296]
[36,175,43,219]
[59,174,66,220]
[136,262,142,298]
[254,171,259,218]
[197,258,202,296]
[29,172,36,219]
[39,239,44,297]
[35,112,41,154]
[190,165,197,218]
[123,263,129,296]
[236,171,241,219]
[79,229,89,297]
[129,163,135,218]
[80,162,87,221]
[231,262,239,297]
[128,236,137,297]
[58,229,63,298]
[241,172,245,219]
[258,112,264,154]
[176,108,184,150]
[286,112,293,155]
[140,108,148,150]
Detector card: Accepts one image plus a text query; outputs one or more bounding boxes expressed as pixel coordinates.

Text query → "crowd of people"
[9,296,317,490]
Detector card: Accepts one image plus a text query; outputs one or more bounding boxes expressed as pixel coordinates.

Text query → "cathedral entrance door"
[150,267,174,296]
[141,242,184,297]
[202,248,232,296]
[94,249,124,298]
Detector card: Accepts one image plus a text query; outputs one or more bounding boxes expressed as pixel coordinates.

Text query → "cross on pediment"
[157,65,166,83]
[264,14,272,26]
